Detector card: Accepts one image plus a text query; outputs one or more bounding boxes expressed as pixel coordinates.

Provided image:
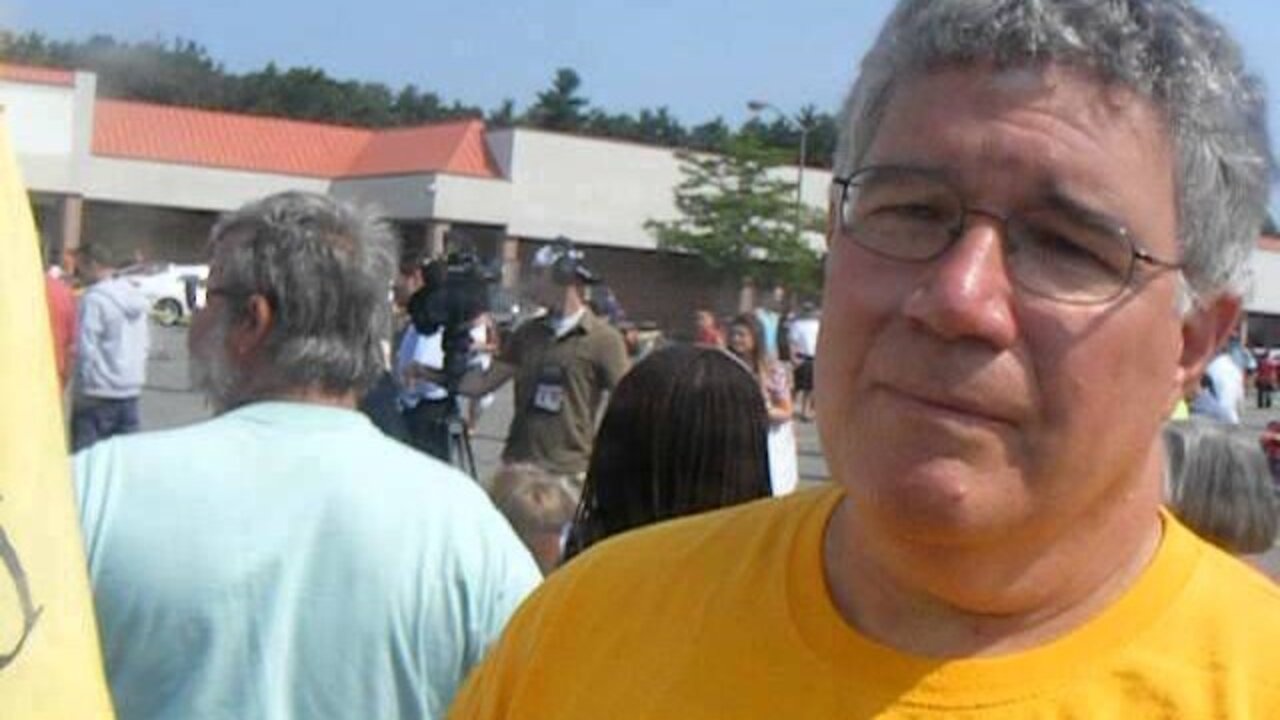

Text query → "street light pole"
[747,100,810,235]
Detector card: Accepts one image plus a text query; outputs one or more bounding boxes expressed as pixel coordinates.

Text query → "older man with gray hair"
[450,1,1280,716]
[73,192,540,720]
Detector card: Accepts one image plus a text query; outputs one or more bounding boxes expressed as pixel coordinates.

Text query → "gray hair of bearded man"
[198,191,398,404]
[835,0,1275,304]
[1163,418,1279,555]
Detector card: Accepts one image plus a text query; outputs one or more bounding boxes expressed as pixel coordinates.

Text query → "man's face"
[817,65,1218,544]
[526,267,561,310]
[187,261,241,411]
[393,267,424,308]
[75,257,103,284]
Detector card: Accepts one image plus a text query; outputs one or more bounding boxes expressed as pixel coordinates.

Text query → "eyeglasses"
[831,166,1183,305]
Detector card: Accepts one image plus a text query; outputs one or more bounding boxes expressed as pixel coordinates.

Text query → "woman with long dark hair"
[564,344,771,559]
[728,313,798,495]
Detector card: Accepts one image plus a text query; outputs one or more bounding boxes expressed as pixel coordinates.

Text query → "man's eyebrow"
[1038,186,1131,238]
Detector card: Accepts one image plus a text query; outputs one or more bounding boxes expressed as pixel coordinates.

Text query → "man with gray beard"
[72,192,540,720]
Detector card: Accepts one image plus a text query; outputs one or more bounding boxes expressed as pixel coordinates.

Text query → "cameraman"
[396,259,452,460]
[455,241,629,498]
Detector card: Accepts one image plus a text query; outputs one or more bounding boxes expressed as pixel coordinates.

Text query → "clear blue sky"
[9,0,1280,207]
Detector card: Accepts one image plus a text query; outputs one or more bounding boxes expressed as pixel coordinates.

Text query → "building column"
[500,236,520,289]
[427,221,451,258]
[60,194,84,269]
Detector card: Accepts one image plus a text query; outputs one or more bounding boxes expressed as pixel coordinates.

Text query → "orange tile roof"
[92,99,499,179]
[348,120,496,178]
[1260,235,1280,253]
[0,62,75,87]
[94,100,367,177]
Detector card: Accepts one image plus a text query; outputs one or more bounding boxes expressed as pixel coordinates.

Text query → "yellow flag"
[0,109,115,716]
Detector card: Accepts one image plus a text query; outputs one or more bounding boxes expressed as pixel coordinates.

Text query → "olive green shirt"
[500,310,629,475]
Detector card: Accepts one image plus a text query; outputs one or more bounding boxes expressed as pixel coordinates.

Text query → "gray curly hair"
[835,0,1274,302]
[201,191,398,404]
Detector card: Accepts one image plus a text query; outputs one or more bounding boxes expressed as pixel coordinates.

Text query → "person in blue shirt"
[73,192,540,720]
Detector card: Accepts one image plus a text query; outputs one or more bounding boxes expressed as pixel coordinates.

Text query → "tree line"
[0,32,836,164]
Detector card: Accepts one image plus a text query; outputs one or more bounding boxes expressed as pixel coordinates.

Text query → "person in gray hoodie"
[71,243,150,450]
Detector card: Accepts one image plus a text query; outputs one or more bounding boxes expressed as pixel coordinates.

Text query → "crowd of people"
[31,0,1280,717]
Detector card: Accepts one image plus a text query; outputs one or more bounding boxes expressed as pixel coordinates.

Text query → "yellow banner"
[0,108,115,717]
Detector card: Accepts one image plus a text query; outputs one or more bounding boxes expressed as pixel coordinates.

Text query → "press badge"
[532,365,566,414]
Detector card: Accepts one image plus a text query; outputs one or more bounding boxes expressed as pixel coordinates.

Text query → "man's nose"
[902,216,1019,348]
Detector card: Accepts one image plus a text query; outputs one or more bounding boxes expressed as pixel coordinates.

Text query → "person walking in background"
[788,303,821,421]
[753,297,781,359]
[44,261,77,391]
[1255,349,1277,409]
[728,313,798,495]
[563,344,772,561]
[454,239,630,499]
[396,258,453,461]
[70,242,150,451]
[74,192,539,720]
[1199,347,1245,423]
[693,309,725,347]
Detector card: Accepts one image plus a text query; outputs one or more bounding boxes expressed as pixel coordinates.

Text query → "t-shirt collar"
[547,308,587,339]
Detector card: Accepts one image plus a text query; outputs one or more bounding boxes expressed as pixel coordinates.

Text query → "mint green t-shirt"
[74,402,540,720]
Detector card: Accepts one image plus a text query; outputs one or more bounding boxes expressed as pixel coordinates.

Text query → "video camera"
[406,250,500,394]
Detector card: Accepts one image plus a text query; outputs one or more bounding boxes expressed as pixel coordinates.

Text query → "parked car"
[118,263,209,326]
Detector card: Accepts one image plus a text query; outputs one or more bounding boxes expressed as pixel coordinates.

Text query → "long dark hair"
[728,312,768,377]
[564,344,772,559]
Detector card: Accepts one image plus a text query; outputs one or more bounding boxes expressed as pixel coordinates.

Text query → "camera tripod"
[443,403,478,480]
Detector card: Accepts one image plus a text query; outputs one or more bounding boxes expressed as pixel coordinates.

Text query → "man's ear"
[1176,293,1242,397]
[230,294,274,360]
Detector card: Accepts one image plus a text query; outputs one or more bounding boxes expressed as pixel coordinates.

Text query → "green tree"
[796,105,837,168]
[0,30,74,67]
[739,105,838,169]
[646,135,824,294]
[527,68,588,131]
[688,118,731,152]
[635,107,686,146]
[488,98,517,127]
[64,35,232,108]
[583,109,639,140]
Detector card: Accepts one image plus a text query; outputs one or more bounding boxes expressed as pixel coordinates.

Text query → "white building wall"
[0,82,73,156]
[1247,248,1280,315]
[330,173,512,226]
[0,80,77,192]
[431,174,512,226]
[497,129,684,249]
[496,128,831,252]
[85,157,329,211]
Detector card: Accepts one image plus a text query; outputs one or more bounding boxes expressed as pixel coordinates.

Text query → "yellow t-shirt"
[451,486,1280,718]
